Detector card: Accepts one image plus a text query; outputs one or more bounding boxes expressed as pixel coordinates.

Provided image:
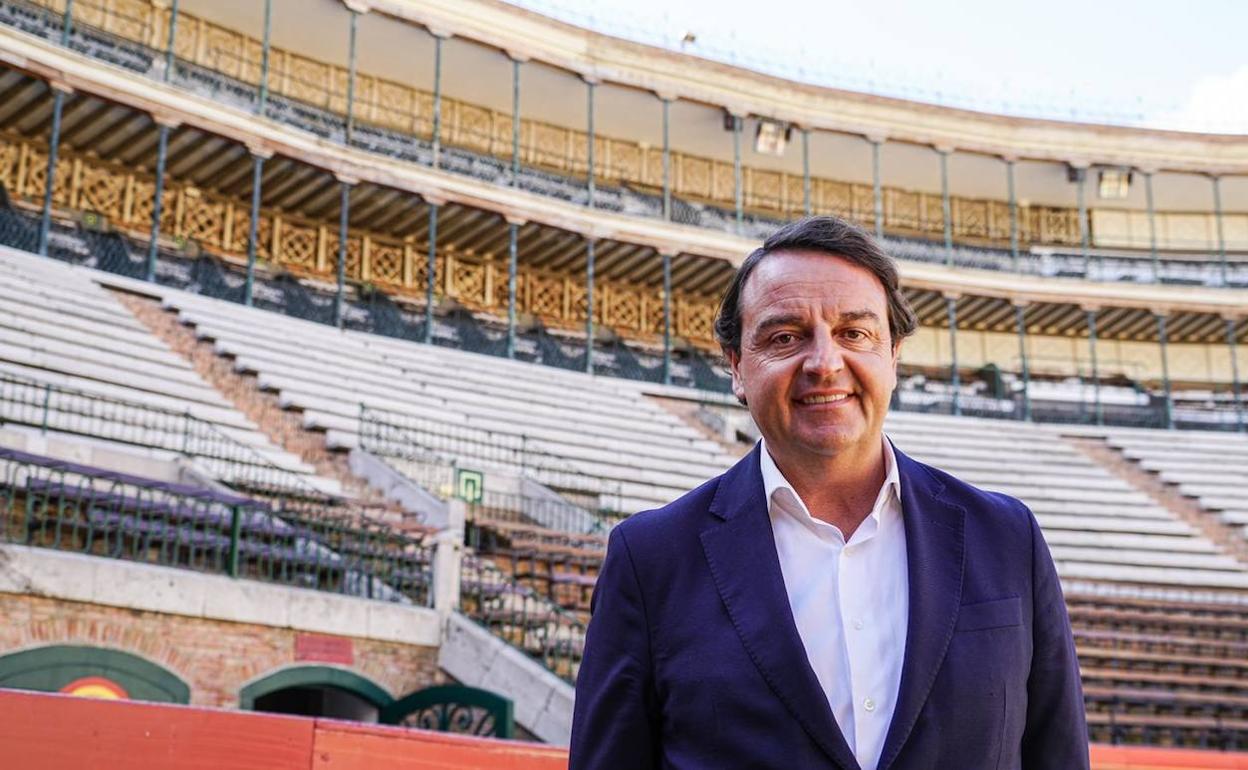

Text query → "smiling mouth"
[798,393,852,405]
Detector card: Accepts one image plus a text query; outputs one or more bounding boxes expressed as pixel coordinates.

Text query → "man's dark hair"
[714,216,918,355]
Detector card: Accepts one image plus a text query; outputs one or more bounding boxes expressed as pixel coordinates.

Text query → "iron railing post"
[227,505,242,577]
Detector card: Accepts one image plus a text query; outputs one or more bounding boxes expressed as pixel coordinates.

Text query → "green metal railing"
[458,553,586,684]
[0,371,328,503]
[0,446,434,604]
[358,404,621,533]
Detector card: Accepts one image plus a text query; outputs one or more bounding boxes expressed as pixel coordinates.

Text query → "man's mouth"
[797,393,852,405]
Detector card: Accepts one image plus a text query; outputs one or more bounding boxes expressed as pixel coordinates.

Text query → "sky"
[506,0,1248,134]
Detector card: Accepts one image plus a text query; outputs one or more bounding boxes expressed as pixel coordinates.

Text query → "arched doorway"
[239,665,392,722]
[381,685,515,739]
[0,645,190,704]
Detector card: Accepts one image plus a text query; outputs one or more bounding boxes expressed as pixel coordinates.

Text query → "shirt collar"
[759,435,902,532]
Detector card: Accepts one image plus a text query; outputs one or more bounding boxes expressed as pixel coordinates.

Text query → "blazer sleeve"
[1021,507,1091,770]
[569,525,659,770]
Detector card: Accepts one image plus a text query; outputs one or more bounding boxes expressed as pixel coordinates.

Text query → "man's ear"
[725,347,748,406]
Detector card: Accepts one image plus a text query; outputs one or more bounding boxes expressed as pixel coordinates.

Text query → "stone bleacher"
[0,246,338,496]
[149,287,740,515]
[1105,428,1248,541]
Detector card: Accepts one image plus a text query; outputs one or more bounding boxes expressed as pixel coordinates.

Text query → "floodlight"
[1097,168,1132,200]
[754,120,790,156]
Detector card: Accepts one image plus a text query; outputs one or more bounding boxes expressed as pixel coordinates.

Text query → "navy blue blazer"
[569,444,1089,770]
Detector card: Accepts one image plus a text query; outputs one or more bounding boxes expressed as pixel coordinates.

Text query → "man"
[569,216,1088,770]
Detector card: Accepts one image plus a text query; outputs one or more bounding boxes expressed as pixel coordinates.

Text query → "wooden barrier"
[1,688,1245,769]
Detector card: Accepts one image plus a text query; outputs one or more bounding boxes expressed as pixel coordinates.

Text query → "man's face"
[727,249,900,464]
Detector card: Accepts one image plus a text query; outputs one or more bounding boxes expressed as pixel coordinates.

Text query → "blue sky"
[507,0,1248,133]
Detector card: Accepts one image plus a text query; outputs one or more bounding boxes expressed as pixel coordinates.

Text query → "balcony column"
[1071,162,1090,276]
[945,292,961,416]
[509,54,525,185]
[869,136,885,239]
[938,146,953,266]
[244,148,271,306]
[1213,174,1228,286]
[37,82,71,257]
[430,31,449,167]
[585,76,597,207]
[1014,301,1031,421]
[423,197,443,343]
[1156,312,1173,429]
[585,236,595,374]
[1005,156,1019,271]
[163,0,179,82]
[333,177,355,328]
[1226,315,1244,433]
[1143,169,1159,282]
[344,9,359,145]
[505,217,522,358]
[662,250,674,385]
[60,0,73,46]
[802,127,812,217]
[660,95,673,221]
[1084,305,1102,425]
[731,112,744,233]
[257,0,272,113]
[146,117,178,282]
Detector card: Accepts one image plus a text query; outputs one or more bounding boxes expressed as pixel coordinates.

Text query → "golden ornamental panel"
[283,55,332,108]
[181,192,228,247]
[679,156,712,199]
[710,161,735,204]
[851,184,875,225]
[23,149,71,207]
[538,123,573,172]
[818,180,852,219]
[783,176,806,215]
[889,190,921,231]
[987,201,1012,240]
[226,207,273,259]
[411,91,434,138]
[489,112,514,158]
[957,199,989,239]
[99,0,151,43]
[679,298,716,343]
[370,242,404,286]
[567,282,588,323]
[606,288,642,333]
[609,140,641,184]
[279,221,318,270]
[645,292,666,334]
[0,136,19,189]
[642,147,665,189]
[455,103,494,154]
[76,165,126,221]
[528,272,564,318]
[201,25,250,80]
[327,68,351,116]
[921,194,945,234]
[372,81,414,134]
[747,170,782,212]
[450,259,486,305]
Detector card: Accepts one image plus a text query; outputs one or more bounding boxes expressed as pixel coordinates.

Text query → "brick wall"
[0,592,444,708]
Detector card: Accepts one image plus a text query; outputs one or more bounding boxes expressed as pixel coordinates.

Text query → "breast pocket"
[956,596,1022,632]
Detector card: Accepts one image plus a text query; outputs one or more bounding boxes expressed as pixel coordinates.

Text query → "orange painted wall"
[1,688,1245,770]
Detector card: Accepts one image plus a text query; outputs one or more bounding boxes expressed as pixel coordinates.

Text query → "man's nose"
[802,331,845,378]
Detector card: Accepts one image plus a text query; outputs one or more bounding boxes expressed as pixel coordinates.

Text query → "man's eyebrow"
[752,314,807,336]
[839,309,883,325]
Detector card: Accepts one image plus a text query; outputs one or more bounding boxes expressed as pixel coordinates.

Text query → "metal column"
[60,0,73,45]
[585,79,596,207]
[1015,303,1031,421]
[163,0,179,82]
[1006,158,1019,271]
[662,251,672,385]
[1213,175,1228,286]
[1227,317,1244,433]
[431,34,443,168]
[424,204,438,343]
[1086,308,1102,425]
[244,153,265,306]
[333,182,350,327]
[946,295,960,416]
[145,123,171,282]
[1145,171,1159,282]
[345,11,358,145]
[802,128,811,217]
[510,58,521,185]
[584,238,595,373]
[505,222,518,358]
[871,138,884,238]
[661,98,671,221]
[37,88,66,257]
[732,115,743,233]
[257,0,272,114]
[939,148,952,266]
[1075,166,1090,276]
[1157,314,1173,429]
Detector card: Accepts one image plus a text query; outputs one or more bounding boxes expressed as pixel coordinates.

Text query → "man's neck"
[768,439,887,538]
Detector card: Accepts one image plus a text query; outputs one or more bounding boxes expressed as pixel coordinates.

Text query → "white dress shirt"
[761,438,909,770]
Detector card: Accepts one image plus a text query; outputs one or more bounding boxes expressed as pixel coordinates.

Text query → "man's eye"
[843,329,867,341]
[772,333,797,345]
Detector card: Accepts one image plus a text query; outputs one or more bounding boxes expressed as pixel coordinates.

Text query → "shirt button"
[853,619,864,630]
[863,697,876,712]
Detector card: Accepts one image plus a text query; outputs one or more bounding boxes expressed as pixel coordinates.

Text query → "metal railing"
[358,405,619,534]
[458,552,586,684]
[0,446,433,605]
[0,370,330,503]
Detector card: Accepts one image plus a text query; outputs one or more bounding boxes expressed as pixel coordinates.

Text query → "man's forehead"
[741,251,888,316]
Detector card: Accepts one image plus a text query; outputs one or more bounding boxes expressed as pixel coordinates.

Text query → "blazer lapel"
[700,445,860,770]
[877,447,966,770]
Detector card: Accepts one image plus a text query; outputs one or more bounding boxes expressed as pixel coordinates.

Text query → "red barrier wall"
[0,688,1244,770]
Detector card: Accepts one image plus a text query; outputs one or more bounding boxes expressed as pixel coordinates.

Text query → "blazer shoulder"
[613,474,723,546]
[912,457,1034,533]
